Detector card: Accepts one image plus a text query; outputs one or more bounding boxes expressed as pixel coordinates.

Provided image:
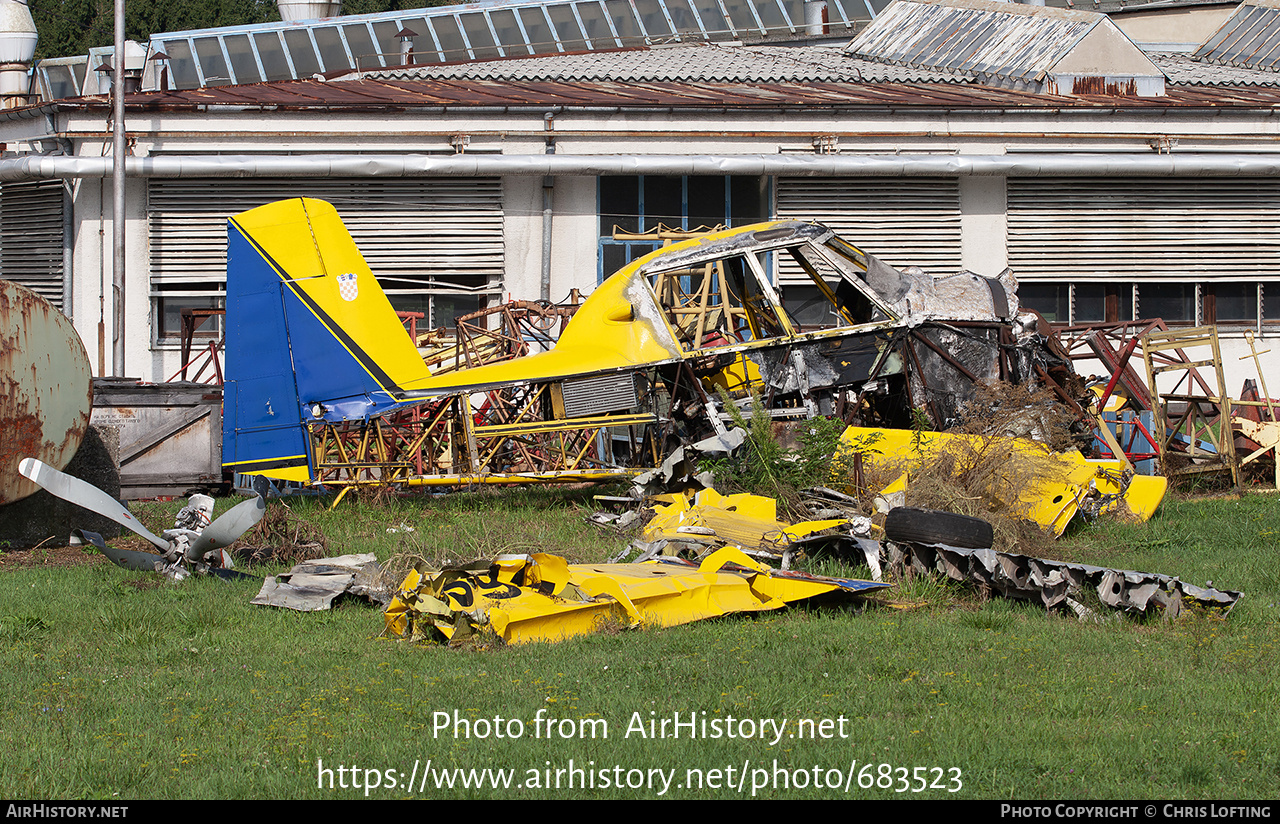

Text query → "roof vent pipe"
[276,1,340,22]
[804,0,828,35]
[397,27,417,67]
[0,0,37,109]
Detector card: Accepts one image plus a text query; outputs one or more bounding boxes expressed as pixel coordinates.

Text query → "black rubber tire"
[883,506,994,549]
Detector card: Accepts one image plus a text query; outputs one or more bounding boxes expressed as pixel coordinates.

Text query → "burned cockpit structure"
[222,198,1072,492]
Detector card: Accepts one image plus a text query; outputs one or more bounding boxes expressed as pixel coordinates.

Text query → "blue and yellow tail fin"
[221,198,433,482]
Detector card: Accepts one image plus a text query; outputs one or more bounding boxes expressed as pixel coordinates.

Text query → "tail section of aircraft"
[221,198,433,482]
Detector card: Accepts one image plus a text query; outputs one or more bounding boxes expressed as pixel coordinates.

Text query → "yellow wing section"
[384,548,888,645]
[839,426,1166,537]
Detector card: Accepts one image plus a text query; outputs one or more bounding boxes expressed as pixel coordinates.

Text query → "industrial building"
[0,0,1278,389]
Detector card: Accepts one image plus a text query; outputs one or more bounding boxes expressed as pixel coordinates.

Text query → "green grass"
[0,488,1277,799]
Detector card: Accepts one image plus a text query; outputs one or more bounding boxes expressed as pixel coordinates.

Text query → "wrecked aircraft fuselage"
[222,200,1072,490]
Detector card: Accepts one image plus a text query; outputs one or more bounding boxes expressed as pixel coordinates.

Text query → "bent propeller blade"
[185,494,266,560]
[17,457,170,551]
[74,529,167,573]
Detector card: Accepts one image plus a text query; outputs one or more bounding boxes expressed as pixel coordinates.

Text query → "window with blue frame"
[597,176,769,283]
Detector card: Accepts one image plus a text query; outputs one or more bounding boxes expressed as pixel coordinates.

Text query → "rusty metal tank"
[0,280,93,505]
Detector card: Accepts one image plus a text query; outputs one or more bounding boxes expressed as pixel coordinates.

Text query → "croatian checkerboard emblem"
[337,272,358,301]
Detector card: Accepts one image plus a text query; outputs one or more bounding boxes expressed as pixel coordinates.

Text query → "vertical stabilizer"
[221,198,433,481]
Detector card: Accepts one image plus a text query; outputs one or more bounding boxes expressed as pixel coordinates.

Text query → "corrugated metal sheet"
[148,178,504,327]
[1008,177,1280,282]
[0,180,65,309]
[1193,0,1280,70]
[364,42,974,84]
[775,177,961,280]
[846,0,1100,83]
[1152,51,1280,86]
[366,43,868,82]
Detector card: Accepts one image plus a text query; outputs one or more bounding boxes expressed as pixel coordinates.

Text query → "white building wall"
[959,175,1007,276]
[503,174,617,303]
[123,178,152,382]
[66,175,148,381]
[549,176,602,301]
[501,175,543,302]
[68,176,106,376]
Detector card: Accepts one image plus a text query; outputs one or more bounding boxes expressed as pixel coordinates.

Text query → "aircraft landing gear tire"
[883,506,994,549]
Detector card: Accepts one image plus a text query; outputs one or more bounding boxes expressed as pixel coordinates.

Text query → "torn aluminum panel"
[252,553,392,611]
[384,547,889,646]
[752,335,897,417]
[630,427,746,495]
[897,268,1018,324]
[882,540,1240,619]
[898,324,1013,429]
[642,487,847,560]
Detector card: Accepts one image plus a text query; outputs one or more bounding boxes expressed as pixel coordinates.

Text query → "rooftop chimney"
[277,1,341,22]
[0,0,36,108]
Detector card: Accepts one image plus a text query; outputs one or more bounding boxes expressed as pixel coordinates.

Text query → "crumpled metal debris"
[882,540,1239,619]
[631,428,747,495]
[592,483,878,570]
[384,547,889,646]
[252,553,392,611]
[642,487,847,562]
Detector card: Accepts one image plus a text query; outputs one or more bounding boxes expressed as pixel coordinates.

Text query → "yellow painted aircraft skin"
[232,199,436,394]
[840,427,1167,537]
[385,547,888,645]
[408,221,819,392]
[644,488,847,549]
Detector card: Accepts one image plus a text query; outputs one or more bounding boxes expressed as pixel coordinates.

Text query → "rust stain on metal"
[102,75,1280,115]
[0,281,93,506]
[1071,76,1139,97]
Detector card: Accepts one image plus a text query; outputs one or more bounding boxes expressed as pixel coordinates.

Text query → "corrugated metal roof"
[359,38,1280,88]
[1052,0,1232,13]
[87,73,1280,113]
[359,43,966,83]
[1154,50,1280,84]
[847,0,1113,83]
[1194,0,1280,69]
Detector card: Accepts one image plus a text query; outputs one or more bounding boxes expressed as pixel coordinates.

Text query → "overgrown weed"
[230,500,328,566]
[838,428,1065,555]
[950,381,1086,453]
[700,390,846,518]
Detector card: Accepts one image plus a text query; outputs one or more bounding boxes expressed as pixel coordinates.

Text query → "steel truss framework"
[307,375,667,492]
[300,318,1066,494]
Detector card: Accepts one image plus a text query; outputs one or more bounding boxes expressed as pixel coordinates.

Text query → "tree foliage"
[29,0,442,60]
